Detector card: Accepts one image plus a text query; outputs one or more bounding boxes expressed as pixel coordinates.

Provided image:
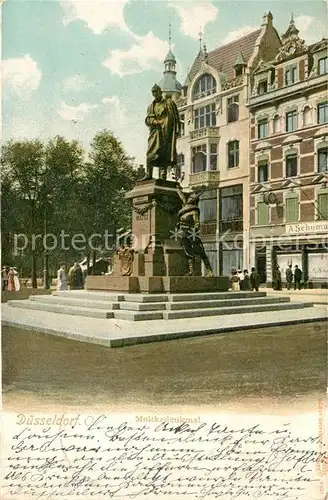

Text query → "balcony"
[190,126,220,142]
[189,170,220,188]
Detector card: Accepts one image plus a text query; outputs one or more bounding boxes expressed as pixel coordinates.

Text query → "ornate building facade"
[176,12,281,275]
[248,17,328,287]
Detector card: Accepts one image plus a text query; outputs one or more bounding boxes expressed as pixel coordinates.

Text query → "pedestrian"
[274,266,282,291]
[230,269,240,291]
[68,262,84,290]
[1,266,8,291]
[294,265,302,290]
[285,265,293,290]
[7,267,15,291]
[250,267,260,292]
[243,269,251,290]
[56,263,68,291]
[237,269,244,290]
[13,267,21,291]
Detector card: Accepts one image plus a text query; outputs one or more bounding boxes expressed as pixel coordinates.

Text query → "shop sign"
[286,221,328,235]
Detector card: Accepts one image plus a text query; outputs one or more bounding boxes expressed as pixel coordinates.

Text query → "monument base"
[86,275,230,294]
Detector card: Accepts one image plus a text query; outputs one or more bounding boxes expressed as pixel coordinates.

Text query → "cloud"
[57,102,98,121]
[168,0,218,39]
[294,15,314,33]
[222,26,257,45]
[61,0,130,35]
[2,54,42,98]
[63,75,96,91]
[103,31,168,77]
[294,15,316,44]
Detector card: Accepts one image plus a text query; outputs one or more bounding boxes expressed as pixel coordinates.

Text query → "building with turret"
[176,12,281,276]
[159,48,182,101]
[248,17,328,287]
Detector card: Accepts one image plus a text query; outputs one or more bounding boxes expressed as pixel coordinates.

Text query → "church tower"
[158,24,182,101]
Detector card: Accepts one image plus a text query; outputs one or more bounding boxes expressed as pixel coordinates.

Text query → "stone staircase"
[7,290,313,321]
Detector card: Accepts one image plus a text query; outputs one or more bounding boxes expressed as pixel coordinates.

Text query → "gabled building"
[248,17,328,287]
[176,12,281,276]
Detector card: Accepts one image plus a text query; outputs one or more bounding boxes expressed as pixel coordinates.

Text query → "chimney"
[262,11,273,27]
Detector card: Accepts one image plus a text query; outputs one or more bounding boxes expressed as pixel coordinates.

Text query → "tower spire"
[168,20,172,49]
[198,27,203,52]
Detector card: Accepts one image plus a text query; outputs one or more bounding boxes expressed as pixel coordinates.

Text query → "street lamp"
[43,206,49,290]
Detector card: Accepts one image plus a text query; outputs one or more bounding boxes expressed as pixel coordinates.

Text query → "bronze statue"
[176,185,213,277]
[143,85,181,181]
[116,233,134,276]
[117,244,134,276]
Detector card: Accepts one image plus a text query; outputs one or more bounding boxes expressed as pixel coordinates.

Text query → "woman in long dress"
[7,268,15,291]
[56,264,68,291]
[13,267,21,291]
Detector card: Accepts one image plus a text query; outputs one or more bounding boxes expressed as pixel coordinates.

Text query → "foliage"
[1,131,140,280]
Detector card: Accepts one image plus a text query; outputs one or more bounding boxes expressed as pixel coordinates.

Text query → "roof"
[186,28,262,84]
[164,49,176,62]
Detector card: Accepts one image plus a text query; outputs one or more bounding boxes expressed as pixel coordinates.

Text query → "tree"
[1,137,85,286]
[75,130,138,274]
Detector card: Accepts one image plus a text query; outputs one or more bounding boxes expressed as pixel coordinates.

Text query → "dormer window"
[192,74,216,101]
[258,80,268,95]
[285,66,297,86]
[235,66,243,77]
[319,57,328,75]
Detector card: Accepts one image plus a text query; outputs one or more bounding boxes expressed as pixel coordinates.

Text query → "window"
[286,110,297,132]
[285,66,297,86]
[235,66,243,77]
[257,202,269,225]
[317,102,328,124]
[285,196,299,222]
[220,184,243,232]
[286,153,298,177]
[318,57,328,75]
[192,144,206,173]
[258,80,268,95]
[200,189,217,223]
[210,143,217,170]
[193,74,216,101]
[194,104,216,129]
[227,95,239,123]
[227,140,239,168]
[180,113,185,136]
[258,161,268,183]
[318,147,328,173]
[273,115,280,134]
[317,192,328,220]
[303,106,312,127]
[258,118,269,139]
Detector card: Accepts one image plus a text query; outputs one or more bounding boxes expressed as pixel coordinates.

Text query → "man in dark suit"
[294,265,302,290]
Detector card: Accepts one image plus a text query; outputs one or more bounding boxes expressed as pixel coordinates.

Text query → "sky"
[2,0,328,165]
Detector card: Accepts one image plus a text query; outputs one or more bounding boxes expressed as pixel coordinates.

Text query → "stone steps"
[30,295,121,310]
[162,301,312,320]
[166,296,290,310]
[8,300,114,319]
[7,289,313,321]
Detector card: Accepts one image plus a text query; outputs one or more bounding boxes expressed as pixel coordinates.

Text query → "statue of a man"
[176,185,213,277]
[143,85,181,181]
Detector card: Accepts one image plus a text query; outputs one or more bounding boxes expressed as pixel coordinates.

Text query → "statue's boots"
[187,259,194,276]
[204,258,213,277]
[141,166,153,181]
[159,167,167,180]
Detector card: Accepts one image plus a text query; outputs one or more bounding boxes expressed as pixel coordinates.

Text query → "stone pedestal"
[86,178,228,293]
[126,178,188,277]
